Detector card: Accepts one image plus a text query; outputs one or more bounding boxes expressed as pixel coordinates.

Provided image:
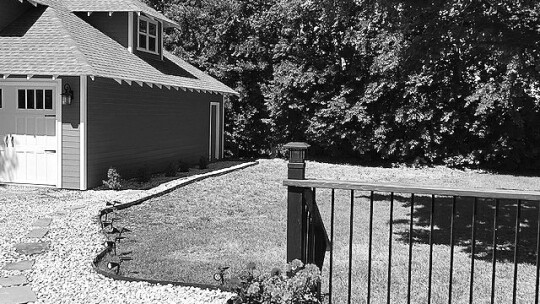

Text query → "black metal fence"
[283,143,540,304]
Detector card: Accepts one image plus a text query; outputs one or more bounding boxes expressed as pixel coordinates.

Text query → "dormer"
[70,2,178,62]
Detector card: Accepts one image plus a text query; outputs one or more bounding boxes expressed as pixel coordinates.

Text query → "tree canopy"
[145,0,540,171]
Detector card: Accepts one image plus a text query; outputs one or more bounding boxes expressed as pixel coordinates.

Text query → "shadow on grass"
[361,193,539,264]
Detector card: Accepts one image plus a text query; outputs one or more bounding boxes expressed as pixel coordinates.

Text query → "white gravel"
[0,185,233,304]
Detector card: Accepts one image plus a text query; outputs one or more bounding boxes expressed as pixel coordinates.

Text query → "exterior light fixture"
[104,240,116,255]
[214,266,230,285]
[107,257,132,275]
[107,262,120,274]
[61,84,74,105]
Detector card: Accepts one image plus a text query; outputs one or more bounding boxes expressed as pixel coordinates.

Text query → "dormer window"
[138,16,158,54]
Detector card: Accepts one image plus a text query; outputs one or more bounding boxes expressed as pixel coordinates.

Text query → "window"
[0,89,2,108]
[138,16,159,54]
[17,89,53,110]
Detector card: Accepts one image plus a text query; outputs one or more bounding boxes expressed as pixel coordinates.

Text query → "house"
[0,0,238,190]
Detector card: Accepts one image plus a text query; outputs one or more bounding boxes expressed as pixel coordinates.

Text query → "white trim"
[209,102,220,160]
[56,80,62,188]
[221,97,225,159]
[128,12,134,53]
[79,76,88,190]
[136,15,159,55]
[159,20,164,61]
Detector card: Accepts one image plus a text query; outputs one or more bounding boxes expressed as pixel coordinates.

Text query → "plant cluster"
[199,156,209,169]
[102,167,122,190]
[227,260,321,304]
[165,162,179,177]
[178,160,190,172]
[137,165,152,183]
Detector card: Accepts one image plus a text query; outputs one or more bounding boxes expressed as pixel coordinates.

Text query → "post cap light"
[61,83,74,105]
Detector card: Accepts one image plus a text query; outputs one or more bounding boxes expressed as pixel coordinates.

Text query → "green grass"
[113,159,540,303]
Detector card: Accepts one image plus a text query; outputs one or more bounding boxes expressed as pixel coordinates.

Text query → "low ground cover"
[114,159,540,303]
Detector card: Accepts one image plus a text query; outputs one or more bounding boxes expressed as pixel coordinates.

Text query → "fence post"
[284,142,310,264]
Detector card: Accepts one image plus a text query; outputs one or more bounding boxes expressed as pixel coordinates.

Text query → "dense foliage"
[145,0,540,171]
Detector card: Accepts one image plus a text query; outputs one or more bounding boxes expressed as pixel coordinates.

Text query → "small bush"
[165,162,178,177]
[199,156,209,169]
[137,165,151,183]
[102,167,122,190]
[178,160,190,172]
[227,259,321,304]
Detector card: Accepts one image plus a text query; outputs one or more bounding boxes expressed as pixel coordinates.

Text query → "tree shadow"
[365,193,539,264]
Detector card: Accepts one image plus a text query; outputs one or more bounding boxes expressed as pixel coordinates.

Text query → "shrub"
[102,167,122,190]
[227,259,321,304]
[165,162,178,177]
[198,156,209,169]
[137,165,151,183]
[178,160,190,172]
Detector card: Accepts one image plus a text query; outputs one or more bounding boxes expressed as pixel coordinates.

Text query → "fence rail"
[284,179,540,201]
[283,143,540,304]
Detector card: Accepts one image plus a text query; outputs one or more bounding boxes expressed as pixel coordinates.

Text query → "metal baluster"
[470,198,477,304]
[512,200,521,304]
[407,193,415,304]
[329,189,335,304]
[428,195,435,304]
[448,196,456,304]
[491,199,499,304]
[387,192,394,304]
[536,201,540,304]
[368,191,374,304]
[347,190,354,304]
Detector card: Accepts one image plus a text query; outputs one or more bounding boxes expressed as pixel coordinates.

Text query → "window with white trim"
[17,89,53,110]
[138,16,159,54]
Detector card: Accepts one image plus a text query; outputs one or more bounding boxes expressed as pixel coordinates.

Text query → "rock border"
[91,161,259,291]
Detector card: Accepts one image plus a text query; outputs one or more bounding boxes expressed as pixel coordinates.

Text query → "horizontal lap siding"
[80,13,128,48]
[0,0,31,30]
[87,77,218,188]
[60,77,81,189]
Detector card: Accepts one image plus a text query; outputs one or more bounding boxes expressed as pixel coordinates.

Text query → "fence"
[283,142,540,304]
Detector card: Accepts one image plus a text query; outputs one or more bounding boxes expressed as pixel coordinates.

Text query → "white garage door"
[0,83,59,186]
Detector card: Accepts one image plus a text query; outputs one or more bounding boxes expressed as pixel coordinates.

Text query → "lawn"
[112,159,540,303]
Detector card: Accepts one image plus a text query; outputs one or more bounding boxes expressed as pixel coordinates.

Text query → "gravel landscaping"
[0,181,233,303]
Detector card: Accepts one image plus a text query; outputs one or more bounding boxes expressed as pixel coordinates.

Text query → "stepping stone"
[2,260,34,271]
[68,205,85,211]
[25,228,48,239]
[0,286,37,304]
[14,242,50,255]
[32,218,52,227]
[0,275,27,287]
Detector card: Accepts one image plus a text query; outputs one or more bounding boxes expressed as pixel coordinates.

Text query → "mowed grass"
[115,159,540,303]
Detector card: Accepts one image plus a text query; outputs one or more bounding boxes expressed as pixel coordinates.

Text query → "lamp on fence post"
[284,142,310,264]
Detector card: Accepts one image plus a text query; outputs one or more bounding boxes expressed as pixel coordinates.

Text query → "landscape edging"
[91,161,260,291]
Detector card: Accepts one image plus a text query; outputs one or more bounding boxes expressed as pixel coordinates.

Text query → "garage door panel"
[0,84,58,186]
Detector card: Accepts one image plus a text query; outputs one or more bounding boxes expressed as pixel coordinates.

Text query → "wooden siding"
[86,77,222,188]
[60,76,80,189]
[79,12,128,47]
[0,0,31,31]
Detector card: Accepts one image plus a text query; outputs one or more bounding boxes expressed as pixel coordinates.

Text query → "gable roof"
[0,1,237,96]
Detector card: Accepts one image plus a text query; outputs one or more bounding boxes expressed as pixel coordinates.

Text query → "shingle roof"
[33,0,178,28]
[0,1,237,95]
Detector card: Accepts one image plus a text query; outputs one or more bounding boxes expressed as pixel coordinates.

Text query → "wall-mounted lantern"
[61,84,74,105]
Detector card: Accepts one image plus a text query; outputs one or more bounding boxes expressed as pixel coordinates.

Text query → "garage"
[0,81,61,186]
